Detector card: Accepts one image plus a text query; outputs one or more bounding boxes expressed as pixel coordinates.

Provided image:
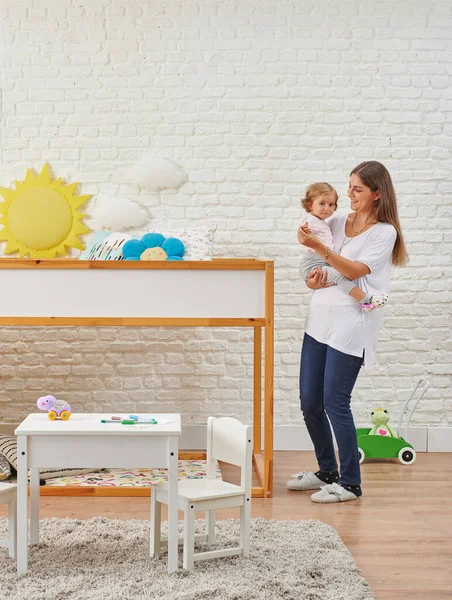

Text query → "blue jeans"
[299,333,363,486]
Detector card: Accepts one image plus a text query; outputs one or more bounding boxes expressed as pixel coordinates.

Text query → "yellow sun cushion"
[0,163,91,258]
[8,187,73,250]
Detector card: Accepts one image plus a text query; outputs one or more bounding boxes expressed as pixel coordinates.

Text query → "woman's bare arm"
[322,245,370,280]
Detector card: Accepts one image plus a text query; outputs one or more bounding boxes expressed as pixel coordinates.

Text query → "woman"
[287,161,408,503]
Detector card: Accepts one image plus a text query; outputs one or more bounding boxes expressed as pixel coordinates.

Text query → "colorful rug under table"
[43,460,222,487]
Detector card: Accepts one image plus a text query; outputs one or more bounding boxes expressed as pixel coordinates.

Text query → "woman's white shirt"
[304,213,397,367]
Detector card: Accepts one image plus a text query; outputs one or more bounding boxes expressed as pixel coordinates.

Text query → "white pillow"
[147,225,216,261]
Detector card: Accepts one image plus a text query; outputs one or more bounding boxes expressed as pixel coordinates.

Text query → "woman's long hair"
[350,161,408,267]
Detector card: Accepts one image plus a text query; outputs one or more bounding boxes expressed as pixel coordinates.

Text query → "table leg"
[167,436,179,573]
[30,469,40,545]
[8,491,17,559]
[17,435,28,575]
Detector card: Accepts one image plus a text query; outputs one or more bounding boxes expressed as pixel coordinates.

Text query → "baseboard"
[274,426,428,452]
[179,425,206,449]
[274,426,316,451]
[426,428,452,452]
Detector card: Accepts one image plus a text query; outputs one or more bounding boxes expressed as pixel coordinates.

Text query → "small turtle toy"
[37,395,72,421]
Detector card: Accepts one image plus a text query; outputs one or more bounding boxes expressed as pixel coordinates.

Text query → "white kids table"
[15,413,181,575]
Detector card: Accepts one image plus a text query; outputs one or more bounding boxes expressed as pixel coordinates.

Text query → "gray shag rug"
[0,517,374,600]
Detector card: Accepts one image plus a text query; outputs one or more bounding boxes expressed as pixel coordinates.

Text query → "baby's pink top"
[299,212,334,254]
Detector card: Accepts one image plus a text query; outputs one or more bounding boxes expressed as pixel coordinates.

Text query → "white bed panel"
[0,269,265,318]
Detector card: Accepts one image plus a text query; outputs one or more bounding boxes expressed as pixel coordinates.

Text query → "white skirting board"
[275,426,452,452]
[2,424,451,452]
[186,425,447,453]
[427,429,452,452]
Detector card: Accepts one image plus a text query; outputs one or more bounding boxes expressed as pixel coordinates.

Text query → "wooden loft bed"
[0,258,274,498]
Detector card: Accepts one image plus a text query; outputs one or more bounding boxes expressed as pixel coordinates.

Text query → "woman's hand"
[306,267,335,290]
[297,223,319,249]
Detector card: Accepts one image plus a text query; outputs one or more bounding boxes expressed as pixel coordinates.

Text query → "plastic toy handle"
[397,378,429,439]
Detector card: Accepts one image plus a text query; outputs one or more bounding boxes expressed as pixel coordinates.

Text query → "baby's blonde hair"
[301,182,338,213]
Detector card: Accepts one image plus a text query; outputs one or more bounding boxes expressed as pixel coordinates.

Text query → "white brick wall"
[0,0,451,432]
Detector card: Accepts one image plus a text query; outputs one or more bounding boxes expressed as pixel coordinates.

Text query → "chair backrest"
[206,416,252,491]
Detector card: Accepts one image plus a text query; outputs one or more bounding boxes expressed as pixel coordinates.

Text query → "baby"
[298,182,388,312]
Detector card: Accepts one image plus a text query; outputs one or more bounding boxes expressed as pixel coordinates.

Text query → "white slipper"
[311,482,359,503]
[286,471,325,491]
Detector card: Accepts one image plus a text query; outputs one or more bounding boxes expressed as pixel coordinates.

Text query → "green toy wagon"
[357,379,429,466]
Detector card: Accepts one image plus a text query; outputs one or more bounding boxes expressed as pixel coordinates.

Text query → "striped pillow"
[0,454,11,480]
[0,435,16,474]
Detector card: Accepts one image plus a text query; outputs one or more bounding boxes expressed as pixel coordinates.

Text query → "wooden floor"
[1,451,452,599]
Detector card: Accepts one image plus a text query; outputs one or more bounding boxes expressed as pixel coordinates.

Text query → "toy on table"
[37,395,72,421]
[356,379,429,466]
[369,408,398,437]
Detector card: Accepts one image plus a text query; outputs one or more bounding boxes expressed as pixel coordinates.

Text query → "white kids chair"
[0,482,17,559]
[150,416,252,570]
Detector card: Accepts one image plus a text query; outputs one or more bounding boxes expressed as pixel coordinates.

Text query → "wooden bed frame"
[0,258,274,498]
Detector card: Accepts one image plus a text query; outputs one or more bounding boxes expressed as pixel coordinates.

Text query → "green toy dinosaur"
[369,407,398,438]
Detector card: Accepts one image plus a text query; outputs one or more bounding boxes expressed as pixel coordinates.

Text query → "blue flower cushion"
[122,233,185,261]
